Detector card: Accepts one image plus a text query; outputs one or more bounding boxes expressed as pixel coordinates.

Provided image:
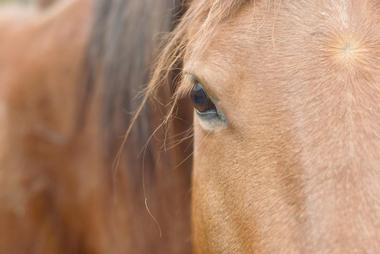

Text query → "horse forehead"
[184,0,380,94]
[194,0,379,55]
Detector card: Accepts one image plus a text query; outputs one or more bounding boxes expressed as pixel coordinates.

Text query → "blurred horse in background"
[0,0,192,253]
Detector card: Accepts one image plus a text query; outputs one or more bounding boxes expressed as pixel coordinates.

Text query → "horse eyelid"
[183,72,217,101]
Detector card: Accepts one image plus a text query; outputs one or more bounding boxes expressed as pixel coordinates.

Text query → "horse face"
[183,1,380,252]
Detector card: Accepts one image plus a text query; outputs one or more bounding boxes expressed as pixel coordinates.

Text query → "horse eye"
[190,82,216,113]
[189,81,227,130]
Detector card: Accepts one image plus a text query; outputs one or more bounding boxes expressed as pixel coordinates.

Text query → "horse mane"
[85,0,186,175]
[85,0,248,152]
[147,0,247,100]
[83,0,193,253]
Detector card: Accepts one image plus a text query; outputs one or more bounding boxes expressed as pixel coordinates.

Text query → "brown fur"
[36,0,59,9]
[0,0,192,253]
[4,0,380,252]
[150,0,380,253]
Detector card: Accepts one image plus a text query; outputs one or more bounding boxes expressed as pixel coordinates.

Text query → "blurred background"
[0,0,31,4]
[0,0,192,253]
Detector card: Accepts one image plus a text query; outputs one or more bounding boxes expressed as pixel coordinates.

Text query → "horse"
[0,0,192,253]
[4,0,379,253]
[146,0,380,253]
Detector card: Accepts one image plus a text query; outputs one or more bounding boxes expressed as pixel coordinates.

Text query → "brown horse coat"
[0,0,192,253]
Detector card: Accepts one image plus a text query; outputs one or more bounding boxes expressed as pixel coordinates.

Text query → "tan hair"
[147,0,248,100]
